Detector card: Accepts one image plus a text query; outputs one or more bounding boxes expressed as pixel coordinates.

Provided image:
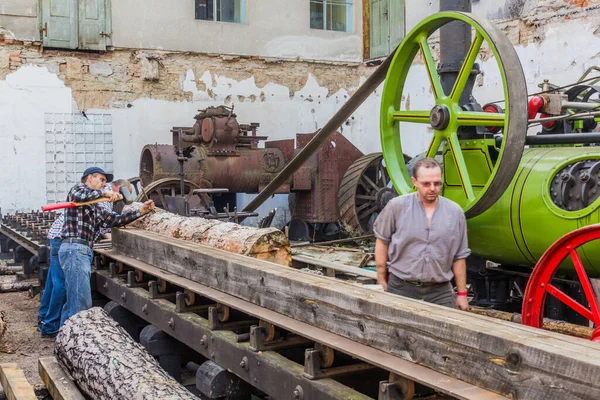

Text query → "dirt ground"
[0,258,54,391]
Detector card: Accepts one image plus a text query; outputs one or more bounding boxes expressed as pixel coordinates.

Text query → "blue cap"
[82,167,113,183]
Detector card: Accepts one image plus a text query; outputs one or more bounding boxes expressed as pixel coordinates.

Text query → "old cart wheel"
[380,12,527,218]
[522,224,600,342]
[134,178,200,210]
[338,153,406,235]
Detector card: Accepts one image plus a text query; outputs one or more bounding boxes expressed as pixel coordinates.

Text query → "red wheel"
[522,224,600,342]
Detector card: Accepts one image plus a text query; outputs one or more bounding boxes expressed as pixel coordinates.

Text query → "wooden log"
[54,307,196,400]
[469,307,594,340]
[0,363,37,400]
[0,281,35,293]
[0,266,20,275]
[113,228,600,399]
[126,204,291,266]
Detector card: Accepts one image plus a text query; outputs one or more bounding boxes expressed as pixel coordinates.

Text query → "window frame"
[195,0,246,24]
[310,0,353,33]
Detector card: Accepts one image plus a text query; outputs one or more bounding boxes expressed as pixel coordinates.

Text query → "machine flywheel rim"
[380,11,528,218]
[338,152,405,235]
[521,224,600,342]
[135,178,200,209]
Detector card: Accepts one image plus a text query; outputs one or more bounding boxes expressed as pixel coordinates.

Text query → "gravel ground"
[0,257,54,392]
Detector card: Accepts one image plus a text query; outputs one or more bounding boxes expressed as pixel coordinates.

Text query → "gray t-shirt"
[373,193,471,283]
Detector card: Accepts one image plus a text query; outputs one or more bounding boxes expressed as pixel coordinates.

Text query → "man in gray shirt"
[373,158,470,310]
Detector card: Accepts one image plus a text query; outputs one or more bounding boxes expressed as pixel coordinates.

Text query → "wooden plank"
[293,254,377,279]
[0,363,37,400]
[293,245,369,267]
[112,228,600,399]
[38,357,85,400]
[94,253,502,400]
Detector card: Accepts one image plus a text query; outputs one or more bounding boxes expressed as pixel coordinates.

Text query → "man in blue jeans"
[37,215,64,337]
[59,167,154,326]
[38,178,133,337]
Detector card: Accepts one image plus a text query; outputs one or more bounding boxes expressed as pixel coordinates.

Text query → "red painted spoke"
[571,249,600,326]
[546,283,594,321]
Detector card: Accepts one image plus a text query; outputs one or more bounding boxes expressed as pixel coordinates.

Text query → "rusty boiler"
[140,106,289,194]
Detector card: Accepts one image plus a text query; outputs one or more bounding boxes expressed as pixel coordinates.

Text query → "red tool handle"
[41,202,77,211]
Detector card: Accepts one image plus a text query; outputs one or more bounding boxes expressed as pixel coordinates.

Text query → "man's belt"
[62,237,90,246]
[402,279,447,287]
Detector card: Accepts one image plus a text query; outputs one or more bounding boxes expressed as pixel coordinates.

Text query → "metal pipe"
[529,110,600,123]
[525,133,600,145]
[562,101,600,110]
[439,0,474,104]
[242,49,397,213]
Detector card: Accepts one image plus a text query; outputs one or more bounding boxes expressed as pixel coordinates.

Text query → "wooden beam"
[38,357,86,400]
[0,363,37,400]
[293,254,377,279]
[112,228,600,399]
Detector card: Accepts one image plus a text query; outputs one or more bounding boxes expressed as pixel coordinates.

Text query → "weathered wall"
[113,0,363,63]
[1,0,600,228]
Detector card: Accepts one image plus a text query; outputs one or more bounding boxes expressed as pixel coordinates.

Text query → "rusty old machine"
[138,104,401,240]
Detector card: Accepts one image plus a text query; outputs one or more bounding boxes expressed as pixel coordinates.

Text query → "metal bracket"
[175,291,211,313]
[148,280,176,300]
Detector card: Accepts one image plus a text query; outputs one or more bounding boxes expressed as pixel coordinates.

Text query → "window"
[40,0,111,51]
[310,0,352,32]
[369,0,404,58]
[195,0,246,23]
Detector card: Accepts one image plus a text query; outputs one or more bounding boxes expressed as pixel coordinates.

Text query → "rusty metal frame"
[95,249,506,400]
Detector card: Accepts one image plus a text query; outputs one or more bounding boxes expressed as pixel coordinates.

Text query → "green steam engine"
[379,10,600,340]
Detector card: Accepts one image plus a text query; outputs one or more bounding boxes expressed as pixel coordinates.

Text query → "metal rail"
[0,224,41,255]
[95,248,506,400]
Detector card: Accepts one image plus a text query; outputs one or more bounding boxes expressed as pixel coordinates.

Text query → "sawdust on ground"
[0,258,54,390]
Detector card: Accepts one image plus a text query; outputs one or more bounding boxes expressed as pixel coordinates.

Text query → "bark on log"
[54,307,196,400]
[0,311,6,339]
[0,266,20,275]
[126,204,291,266]
[0,281,35,293]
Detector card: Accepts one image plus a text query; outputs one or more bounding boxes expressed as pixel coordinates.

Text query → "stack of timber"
[0,279,36,293]
[127,204,291,266]
[54,307,196,400]
[0,363,37,400]
[112,227,600,399]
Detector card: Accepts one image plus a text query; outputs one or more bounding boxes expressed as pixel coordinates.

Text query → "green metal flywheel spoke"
[450,33,485,102]
[390,110,431,124]
[456,111,506,127]
[380,11,528,218]
[418,36,444,99]
[426,135,443,159]
[447,132,475,200]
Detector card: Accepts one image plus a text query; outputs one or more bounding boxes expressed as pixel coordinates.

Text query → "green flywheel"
[380,12,528,218]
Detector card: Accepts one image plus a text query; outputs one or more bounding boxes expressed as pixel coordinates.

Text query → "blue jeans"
[38,238,65,335]
[59,242,94,326]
